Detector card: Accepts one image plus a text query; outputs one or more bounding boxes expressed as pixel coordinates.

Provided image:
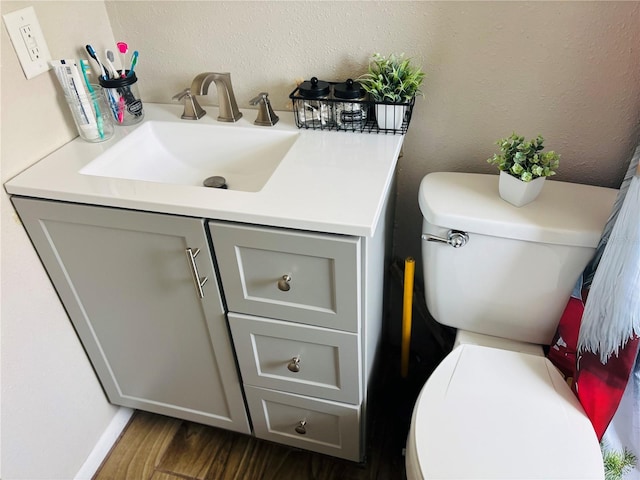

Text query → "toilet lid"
[411,345,604,479]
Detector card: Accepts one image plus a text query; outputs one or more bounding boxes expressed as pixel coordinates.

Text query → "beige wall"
[1,2,119,479]
[105,0,640,262]
[1,1,639,478]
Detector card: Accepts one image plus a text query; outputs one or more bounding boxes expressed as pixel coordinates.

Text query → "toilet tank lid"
[419,172,617,247]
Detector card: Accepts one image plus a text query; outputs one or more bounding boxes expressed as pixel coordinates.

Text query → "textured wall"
[105,1,640,263]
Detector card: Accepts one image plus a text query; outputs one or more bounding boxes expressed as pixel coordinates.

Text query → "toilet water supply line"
[401,257,415,378]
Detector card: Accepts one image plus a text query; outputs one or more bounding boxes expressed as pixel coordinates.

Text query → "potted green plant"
[487,132,560,207]
[358,53,425,130]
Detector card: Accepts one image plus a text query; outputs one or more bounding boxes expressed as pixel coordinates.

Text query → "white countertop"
[5,103,404,237]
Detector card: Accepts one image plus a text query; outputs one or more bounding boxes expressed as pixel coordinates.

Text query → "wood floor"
[93,346,442,480]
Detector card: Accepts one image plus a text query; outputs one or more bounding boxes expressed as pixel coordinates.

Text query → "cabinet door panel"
[209,222,361,332]
[13,197,249,433]
[229,313,361,403]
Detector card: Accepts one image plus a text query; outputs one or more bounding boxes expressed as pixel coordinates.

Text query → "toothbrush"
[85,44,108,79]
[79,59,105,139]
[118,95,125,124]
[127,51,138,77]
[102,49,120,119]
[104,49,120,79]
[116,41,128,77]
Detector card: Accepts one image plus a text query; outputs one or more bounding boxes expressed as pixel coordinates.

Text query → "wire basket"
[289,85,415,135]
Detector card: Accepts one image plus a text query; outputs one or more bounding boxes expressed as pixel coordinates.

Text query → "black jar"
[333,79,367,130]
[294,77,332,127]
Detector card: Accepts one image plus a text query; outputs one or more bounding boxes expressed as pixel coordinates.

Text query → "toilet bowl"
[406,173,618,480]
[406,340,604,479]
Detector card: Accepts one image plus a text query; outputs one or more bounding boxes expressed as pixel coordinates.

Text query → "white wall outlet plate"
[3,6,52,79]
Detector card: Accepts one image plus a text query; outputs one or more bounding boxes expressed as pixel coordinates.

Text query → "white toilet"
[405,172,618,480]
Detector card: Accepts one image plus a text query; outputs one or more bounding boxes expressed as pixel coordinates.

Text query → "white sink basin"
[80,121,299,192]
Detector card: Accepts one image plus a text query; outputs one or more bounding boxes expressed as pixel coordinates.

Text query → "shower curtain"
[549,143,640,480]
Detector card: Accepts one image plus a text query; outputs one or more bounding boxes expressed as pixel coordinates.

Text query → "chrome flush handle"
[421,230,469,248]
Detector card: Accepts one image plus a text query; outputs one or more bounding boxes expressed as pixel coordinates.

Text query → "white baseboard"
[74,407,135,480]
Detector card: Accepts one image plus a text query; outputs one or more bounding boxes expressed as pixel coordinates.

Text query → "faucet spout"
[190,72,243,122]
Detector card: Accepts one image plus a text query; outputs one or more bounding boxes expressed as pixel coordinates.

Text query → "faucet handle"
[172,88,206,120]
[172,88,190,101]
[249,92,279,126]
[249,92,270,105]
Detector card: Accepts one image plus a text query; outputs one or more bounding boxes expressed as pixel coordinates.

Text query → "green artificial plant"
[487,133,560,182]
[602,446,637,480]
[358,53,425,103]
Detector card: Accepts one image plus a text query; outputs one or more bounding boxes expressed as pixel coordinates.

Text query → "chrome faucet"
[190,72,242,122]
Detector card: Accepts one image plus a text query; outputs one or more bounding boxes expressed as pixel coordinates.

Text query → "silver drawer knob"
[287,356,301,373]
[277,274,291,292]
[295,420,307,435]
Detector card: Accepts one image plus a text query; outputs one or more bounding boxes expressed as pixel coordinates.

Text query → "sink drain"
[203,176,228,189]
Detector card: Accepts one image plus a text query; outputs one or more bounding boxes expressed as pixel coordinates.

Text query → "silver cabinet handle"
[277,274,291,292]
[421,230,469,248]
[295,420,307,435]
[185,248,208,299]
[287,356,301,373]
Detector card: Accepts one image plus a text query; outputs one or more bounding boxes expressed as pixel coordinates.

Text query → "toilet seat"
[406,344,603,480]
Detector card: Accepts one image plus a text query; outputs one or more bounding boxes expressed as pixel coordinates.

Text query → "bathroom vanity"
[6,104,403,462]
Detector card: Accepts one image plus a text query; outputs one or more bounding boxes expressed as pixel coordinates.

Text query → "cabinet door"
[13,197,249,433]
[209,221,361,332]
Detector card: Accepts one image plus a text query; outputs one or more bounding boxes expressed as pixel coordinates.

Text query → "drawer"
[229,313,361,404]
[209,222,361,332]
[244,385,361,462]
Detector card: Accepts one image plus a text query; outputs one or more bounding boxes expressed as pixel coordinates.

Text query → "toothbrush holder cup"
[64,85,115,143]
[99,71,144,126]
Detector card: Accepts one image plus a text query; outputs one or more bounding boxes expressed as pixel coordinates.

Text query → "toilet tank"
[419,172,617,345]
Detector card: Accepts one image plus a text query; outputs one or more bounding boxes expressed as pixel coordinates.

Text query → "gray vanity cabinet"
[12,197,250,434]
[209,221,386,461]
[12,188,392,462]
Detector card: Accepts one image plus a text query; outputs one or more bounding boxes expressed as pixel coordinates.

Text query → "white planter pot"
[375,104,406,130]
[498,171,546,207]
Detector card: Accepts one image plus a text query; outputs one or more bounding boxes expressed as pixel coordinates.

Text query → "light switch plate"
[3,6,52,79]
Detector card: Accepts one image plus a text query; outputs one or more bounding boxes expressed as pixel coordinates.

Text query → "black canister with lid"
[333,79,368,130]
[295,77,332,127]
[98,71,144,126]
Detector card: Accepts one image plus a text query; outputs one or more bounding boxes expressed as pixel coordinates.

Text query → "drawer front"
[244,385,361,462]
[229,313,361,404]
[209,222,361,332]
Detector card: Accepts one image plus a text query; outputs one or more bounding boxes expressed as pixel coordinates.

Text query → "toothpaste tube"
[50,59,99,139]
